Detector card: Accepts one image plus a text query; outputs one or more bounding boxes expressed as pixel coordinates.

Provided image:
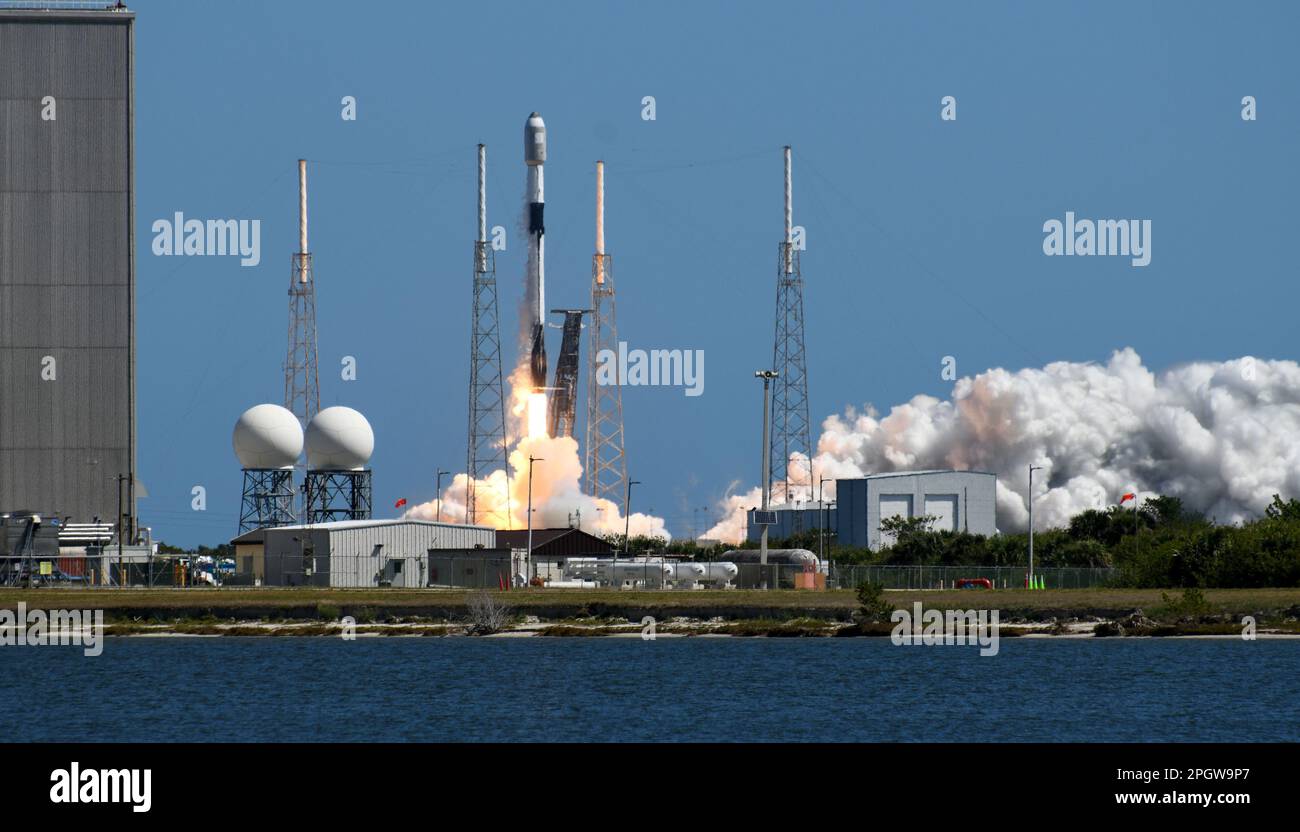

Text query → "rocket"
[525,112,547,391]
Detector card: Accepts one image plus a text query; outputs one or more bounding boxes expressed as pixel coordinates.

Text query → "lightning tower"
[770,146,812,504]
[584,161,628,512]
[466,144,511,526]
[285,159,321,430]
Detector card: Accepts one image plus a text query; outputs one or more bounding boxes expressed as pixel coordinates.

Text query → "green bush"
[855,580,891,622]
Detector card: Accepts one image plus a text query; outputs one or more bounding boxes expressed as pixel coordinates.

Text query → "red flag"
[1119,493,1136,504]
[394,498,407,509]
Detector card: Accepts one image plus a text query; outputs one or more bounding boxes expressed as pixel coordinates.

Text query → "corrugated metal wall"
[260,522,497,587]
[0,12,135,523]
[326,523,495,587]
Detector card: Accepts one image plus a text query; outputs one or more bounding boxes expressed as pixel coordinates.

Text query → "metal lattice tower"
[285,159,321,431]
[467,144,511,526]
[584,161,628,512]
[305,470,372,524]
[770,146,812,505]
[238,469,296,533]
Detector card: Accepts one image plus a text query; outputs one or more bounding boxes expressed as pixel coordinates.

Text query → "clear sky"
[129,0,1300,546]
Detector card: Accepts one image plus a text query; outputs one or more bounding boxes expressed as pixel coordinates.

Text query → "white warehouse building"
[232,519,500,587]
[748,470,997,551]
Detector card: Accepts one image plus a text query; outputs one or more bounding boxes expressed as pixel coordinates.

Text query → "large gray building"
[0,6,136,529]
[749,470,998,550]
[836,470,997,549]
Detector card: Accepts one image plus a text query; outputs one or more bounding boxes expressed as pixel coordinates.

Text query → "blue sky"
[130,0,1300,545]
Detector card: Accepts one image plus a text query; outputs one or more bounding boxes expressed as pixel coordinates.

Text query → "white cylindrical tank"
[232,404,303,469]
[667,562,706,582]
[699,562,739,587]
[305,406,374,470]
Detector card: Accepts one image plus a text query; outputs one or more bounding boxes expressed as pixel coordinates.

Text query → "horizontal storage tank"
[722,548,820,568]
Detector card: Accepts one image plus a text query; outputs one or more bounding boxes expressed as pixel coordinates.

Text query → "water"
[2,637,1297,742]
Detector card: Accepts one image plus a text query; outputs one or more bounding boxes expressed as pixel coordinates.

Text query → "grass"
[3,586,1298,624]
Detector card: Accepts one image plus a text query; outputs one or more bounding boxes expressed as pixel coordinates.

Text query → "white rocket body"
[525,112,547,390]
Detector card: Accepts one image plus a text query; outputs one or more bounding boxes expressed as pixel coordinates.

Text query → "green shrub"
[855,580,891,622]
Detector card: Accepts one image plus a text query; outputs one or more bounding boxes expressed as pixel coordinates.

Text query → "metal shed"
[255,519,496,587]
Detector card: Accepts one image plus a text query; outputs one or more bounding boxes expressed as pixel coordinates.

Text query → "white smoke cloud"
[705,349,1300,542]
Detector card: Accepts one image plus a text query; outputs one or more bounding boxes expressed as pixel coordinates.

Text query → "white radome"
[233,404,303,469]
[306,406,374,470]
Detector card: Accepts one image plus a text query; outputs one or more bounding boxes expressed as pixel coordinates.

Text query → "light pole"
[615,479,641,589]
[818,476,833,566]
[435,469,449,522]
[755,370,778,589]
[692,505,709,541]
[1028,464,1042,588]
[526,456,542,586]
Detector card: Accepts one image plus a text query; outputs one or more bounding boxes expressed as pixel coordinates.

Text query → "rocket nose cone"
[525,112,547,165]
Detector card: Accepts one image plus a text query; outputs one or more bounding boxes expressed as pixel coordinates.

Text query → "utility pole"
[526,456,542,586]
[435,469,449,522]
[116,474,126,588]
[756,370,778,589]
[1134,495,1140,564]
[1028,465,1042,588]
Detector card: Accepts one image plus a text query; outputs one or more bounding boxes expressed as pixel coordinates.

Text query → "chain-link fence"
[826,563,1118,590]
[2,553,1118,591]
[0,553,191,588]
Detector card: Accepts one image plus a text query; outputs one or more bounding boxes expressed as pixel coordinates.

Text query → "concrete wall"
[835,471,997,550]
[0,10,135,524]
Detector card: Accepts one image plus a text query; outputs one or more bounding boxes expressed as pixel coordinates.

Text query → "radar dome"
[306,406,374,470]
[233,404,303,469]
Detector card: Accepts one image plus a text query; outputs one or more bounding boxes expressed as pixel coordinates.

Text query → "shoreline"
[87,618,1300,639]
[4,587,1298,639]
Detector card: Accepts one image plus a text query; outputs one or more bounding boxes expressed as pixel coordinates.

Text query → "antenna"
[285,159,321,430]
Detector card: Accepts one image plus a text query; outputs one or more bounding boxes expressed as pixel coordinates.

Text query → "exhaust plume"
[706,348,1300,542]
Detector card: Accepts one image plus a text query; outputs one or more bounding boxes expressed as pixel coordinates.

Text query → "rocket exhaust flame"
[404,113,671,541]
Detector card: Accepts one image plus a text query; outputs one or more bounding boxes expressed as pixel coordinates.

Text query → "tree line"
[607,494,1300,587]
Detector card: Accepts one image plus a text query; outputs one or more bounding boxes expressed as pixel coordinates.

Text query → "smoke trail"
[705,348,1300,542]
